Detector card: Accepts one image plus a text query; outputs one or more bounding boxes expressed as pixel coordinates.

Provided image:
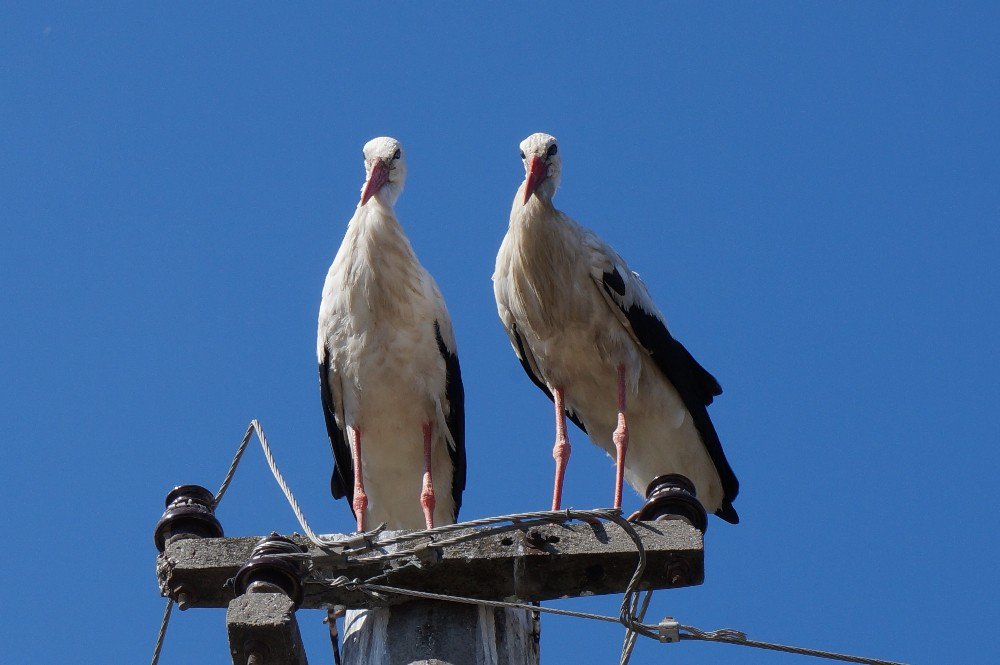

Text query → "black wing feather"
[320,350,355,511]
[602,269,740,523]
[510,322,588,434]
[434,321,467,521]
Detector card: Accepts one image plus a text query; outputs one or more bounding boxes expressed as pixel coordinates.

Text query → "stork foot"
[633,474,707,532]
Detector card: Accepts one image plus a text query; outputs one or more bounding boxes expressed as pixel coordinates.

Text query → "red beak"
[523,155,548,205]
[360,159,389,206]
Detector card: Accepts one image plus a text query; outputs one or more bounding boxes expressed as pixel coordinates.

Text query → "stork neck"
[513,189,556,222]
[513,192,563,237]
[375,181,403,207]
[346,204,411,257]
[339,204,422,312]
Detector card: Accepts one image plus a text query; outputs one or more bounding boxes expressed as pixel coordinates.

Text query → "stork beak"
[360,159,389,206]
[523,155,548,205]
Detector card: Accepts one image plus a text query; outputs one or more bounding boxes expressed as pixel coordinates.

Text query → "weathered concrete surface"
[342,604,538,665]
[157,519,703,610]
[226,593,308,665]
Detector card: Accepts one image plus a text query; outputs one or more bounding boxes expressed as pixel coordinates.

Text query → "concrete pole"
[342,603,538,665]
[226,593,309,665]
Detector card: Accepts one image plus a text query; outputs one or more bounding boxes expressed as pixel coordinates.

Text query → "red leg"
[613,364,630,510]
[420,421,436,529]
[351,426,368,532]
[551,387,571,511]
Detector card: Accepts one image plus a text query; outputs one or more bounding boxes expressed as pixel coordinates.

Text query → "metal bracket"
[657,617,680,643]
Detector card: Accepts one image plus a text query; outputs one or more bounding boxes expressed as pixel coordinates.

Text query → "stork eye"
[393,148,401,160]
[519,150,526,160]
[547,144,558,157]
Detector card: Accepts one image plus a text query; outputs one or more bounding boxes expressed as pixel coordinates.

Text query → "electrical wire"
[150,598,173,665]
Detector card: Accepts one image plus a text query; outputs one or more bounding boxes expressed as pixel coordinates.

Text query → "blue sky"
[2,4,998,663]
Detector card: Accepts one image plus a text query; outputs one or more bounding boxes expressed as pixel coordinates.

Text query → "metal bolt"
[244,641,268,664]
[664,559,691,587]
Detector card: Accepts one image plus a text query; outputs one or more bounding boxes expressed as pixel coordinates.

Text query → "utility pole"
[156,498,703,665]
[341,604,537,665]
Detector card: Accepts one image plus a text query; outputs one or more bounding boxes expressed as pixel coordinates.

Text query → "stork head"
[360,136,406,207]
[518,132,561,205]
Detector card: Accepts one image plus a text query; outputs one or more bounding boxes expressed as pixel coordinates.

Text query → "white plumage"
[318,137,465,531]
[493,133,738,523]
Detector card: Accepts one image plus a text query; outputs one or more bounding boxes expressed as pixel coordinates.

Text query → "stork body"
[493,133,738,523]
[319,137,465,531]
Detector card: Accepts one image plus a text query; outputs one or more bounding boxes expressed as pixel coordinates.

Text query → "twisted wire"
[149,598,173,665]
[620,590,653,665]
[217,419,344,552]
[678,629,907,665]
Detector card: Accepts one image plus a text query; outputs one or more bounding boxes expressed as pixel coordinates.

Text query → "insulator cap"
[233,533,309,609]
[634,474,708,533]
[154,484,224,552]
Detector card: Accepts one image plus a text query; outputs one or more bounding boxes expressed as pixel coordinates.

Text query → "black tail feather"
[715,502,740,524]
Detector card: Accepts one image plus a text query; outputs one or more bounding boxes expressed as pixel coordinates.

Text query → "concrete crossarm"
[156,519,703,610]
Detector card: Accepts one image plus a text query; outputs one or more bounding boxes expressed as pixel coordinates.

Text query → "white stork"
[318,137,465,532]
[492,132,739,524]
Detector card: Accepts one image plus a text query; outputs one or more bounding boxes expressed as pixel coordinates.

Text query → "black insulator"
[634,474,708,533]
[154,484,224,552]
[233,533,309,609]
